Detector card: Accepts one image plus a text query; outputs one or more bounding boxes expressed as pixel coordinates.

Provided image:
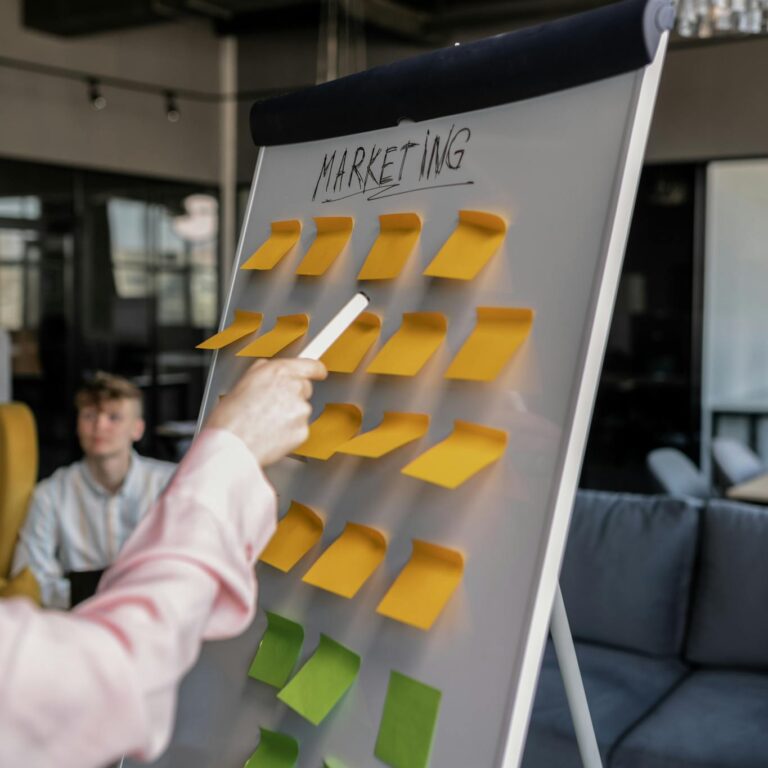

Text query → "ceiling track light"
[165,91,180,123]
[88,78,106,111]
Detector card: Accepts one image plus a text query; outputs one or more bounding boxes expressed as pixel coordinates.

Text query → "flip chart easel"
[551,586,602,767]
[125,2,672,766]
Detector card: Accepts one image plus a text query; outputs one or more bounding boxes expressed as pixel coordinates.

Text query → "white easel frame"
[500,29,668,767]
[537,26,671,768]
[551,586,602,767]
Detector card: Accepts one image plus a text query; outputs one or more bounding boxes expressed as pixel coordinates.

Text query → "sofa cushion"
[561,490,700,656]
[521,640,688,768]
[686,499,768,669]
[612,670,768,768]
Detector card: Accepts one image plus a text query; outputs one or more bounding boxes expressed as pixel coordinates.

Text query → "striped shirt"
[12,452,176,609]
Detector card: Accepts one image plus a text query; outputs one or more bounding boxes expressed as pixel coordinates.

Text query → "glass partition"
[0,157,219,477]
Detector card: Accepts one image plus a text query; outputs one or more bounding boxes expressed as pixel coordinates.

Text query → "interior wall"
[7,0,768,191]
[0,1,222,183]
[648,37,768,162]
[236,26,319,182]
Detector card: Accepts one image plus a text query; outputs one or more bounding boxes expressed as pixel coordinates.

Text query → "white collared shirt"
[12,451,176,608]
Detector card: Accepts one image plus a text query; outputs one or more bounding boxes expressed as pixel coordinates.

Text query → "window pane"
[157,271,187,325]
[24,259,40,328]
[108,198,149,267]
[0,231,40,330]
[107,198,150,300]
[114,266,149,298]
[0,196,41,220]
[173,194,218,266]
[191,267,217,328]
[0,229,38,262]
[0,265,23,329]
[154,194,218,269]
[190,240,216,268]
[156,206,187,267]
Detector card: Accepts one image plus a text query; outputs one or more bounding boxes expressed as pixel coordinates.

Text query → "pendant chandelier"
[677,0,768,37]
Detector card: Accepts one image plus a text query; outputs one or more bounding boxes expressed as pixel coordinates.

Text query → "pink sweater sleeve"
[0,428,277,768]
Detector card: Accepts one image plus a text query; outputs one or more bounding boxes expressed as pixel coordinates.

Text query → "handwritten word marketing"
[311,124,473,203]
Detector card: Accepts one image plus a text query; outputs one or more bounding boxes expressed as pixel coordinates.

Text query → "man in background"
[12,372,175,608]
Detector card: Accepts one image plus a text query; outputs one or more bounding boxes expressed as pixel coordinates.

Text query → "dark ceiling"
[23,0,616,43]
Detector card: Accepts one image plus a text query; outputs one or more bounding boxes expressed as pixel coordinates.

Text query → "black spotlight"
[88,78,106,111]
[165,91,180,123]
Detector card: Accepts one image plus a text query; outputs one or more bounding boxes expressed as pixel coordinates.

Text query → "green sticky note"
[277,634,360,725]
[324,759,348,768]
[374,671,442,768]
[243,727,299,768]
[248,612,304,688]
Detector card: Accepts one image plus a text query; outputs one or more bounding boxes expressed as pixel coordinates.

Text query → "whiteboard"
[129,3,669,767]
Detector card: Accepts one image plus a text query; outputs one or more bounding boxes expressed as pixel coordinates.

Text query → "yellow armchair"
[0,402,41,603]
[0,567,40,602]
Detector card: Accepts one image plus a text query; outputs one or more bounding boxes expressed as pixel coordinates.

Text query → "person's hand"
[206,358,327,466]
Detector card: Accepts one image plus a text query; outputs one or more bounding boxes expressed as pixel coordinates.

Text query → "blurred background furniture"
[726,473,768,505]
[646,447,711,500]
[524,490,768,768]
[712,437,764,487]
[709,396,768,455]
[0,402,40,602]
[155,419,196,461]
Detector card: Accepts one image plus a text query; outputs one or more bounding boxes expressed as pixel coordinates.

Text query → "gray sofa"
[522,490,768,768]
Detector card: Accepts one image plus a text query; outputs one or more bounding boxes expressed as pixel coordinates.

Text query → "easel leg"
[550,585,603,768]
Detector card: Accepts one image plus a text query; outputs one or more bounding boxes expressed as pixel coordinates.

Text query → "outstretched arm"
[0,359,326,768]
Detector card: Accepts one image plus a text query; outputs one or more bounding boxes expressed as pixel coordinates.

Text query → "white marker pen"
[298,291,370,361]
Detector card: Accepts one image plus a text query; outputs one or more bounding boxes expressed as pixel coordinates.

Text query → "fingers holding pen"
[206,358,327,466]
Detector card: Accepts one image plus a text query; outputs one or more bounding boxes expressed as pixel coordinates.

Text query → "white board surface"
[128,33,666,768]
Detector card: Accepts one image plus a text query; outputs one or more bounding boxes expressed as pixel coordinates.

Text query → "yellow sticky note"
[237,314,309,358]
[320,312,381,374]
[358,213,422,280]
[401,420,508,489]
[424,210,507,280]
[293,403,362,460]
[295,216,354,276]
[377,540,464,630]
[338,412,430,458]
[241,219,302,270]
[302,522,387,598]
[445,307,534,381]
[260,501,324,572]
[196,310,263,350]
[366,313,447,377]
